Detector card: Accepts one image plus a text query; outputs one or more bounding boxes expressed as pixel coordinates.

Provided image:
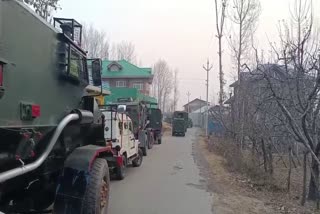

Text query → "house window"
[116,81,126,87]
[110,65,120,71]
[133,83,143,90]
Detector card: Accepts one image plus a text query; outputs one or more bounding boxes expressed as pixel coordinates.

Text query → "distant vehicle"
[172,111,189,136]
[173,111,189,133]
[188,118,193,128]
[147,108,163,144]
[101,105,143,180]
[172,118,186,136]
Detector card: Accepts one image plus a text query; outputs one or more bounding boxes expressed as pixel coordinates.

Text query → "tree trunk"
[308,156,319,200]
[261,139,268,173]
[251,138,256,164]
[287,147,292,193]
[267,144,273,175]
[218,35,224,106]
[301,152,307,205]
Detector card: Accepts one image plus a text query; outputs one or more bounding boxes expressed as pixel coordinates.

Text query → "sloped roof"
[183,98,208,107]
[224,96,234,104]
[229,64,290,87]
[102,60,153,79]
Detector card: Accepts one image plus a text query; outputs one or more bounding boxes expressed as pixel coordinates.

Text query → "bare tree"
[111,41,137,64]
[162,70,174,111]
[228,0,261,148]
[23,0,60,21]
[173,69,179,112]
[250,0,320,201]
[214,0,228,106]
[153,59,173,112]
[228,0,261,81]
[82,24,110,59]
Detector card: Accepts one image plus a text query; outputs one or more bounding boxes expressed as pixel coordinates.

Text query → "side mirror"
[117,105,126,113]
[91,59,102,86]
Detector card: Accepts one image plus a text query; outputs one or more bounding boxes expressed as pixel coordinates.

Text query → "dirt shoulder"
[195,133,319,214]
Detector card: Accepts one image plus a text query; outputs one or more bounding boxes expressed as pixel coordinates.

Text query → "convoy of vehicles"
[0,1,198,213]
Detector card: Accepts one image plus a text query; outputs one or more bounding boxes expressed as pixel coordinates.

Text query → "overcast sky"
[55,0,320,109]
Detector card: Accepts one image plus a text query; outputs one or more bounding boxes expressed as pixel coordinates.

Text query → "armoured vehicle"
[172,118,186,136]
[173,111,188,134]
[0,1,111,213]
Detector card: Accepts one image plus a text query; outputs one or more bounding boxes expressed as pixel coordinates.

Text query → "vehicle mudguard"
[53,145,110,214]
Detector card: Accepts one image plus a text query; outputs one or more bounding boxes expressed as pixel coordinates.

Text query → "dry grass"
[201,135,320,214]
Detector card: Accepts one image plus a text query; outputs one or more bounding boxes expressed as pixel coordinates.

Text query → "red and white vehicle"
[101,105,143,180]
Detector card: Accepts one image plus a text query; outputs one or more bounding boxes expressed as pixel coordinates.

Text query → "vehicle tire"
[115,155,126,180]
[147,133,153,149]
[158,137,162,144]
[142,147,147,156]
[172,132,175,136]
[182,133,185,137]
[132,149,143,167]
[82,158,110,214]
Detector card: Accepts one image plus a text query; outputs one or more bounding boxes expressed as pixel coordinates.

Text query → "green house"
[101,60,153,96]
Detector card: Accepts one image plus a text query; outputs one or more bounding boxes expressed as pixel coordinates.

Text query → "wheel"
[147,133,154,149]
[82,158,110,214]
[172,132,175,136]
[142,147,147,156]
[115,155,126,180]
[182,133,185,137]
[158,137,162,144]
[132,149,143,167]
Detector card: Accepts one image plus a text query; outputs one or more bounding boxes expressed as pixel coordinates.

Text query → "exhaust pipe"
[0,110,93,183]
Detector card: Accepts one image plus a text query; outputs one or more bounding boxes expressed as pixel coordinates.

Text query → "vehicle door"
[118,114,128,153]
[123,114,132,155]
[128,120,137,152]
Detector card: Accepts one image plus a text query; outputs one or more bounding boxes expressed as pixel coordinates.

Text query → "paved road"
[109,128,213,214]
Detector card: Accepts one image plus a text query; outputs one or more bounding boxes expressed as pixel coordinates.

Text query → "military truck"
[147,108,163,144]
[172,111,189,136]
[0,1,111,213]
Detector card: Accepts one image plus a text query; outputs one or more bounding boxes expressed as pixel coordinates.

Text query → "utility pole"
[187,91,191,113]
[199,96,202,128]
[203,59,213,137]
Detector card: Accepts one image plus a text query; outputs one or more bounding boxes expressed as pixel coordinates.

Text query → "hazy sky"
[55,0,320,109]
